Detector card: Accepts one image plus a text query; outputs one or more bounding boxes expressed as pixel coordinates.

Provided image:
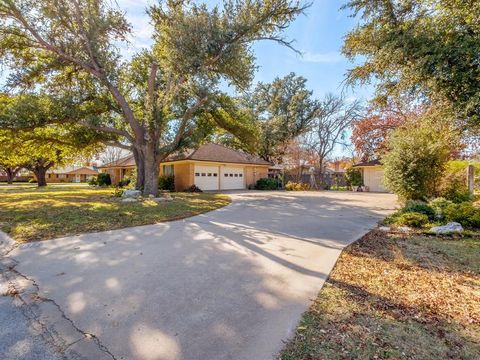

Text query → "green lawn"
[0,185,230,242]
[280,231,480,359]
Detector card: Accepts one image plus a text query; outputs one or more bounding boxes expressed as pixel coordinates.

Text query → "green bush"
[395,212,429,228]
[254,177,279,190]
[345,167,363,187]
[112,187,124,197]
[285,181,310,191]
[403,200,435,220]
[428,197,453,219]
[97,172,112,186]
[382,120,455,200]
[88,176,97,186]
[443,202,480,228]
[158,175,175,191]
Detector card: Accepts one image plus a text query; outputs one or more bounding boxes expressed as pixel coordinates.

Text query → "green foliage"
[97,173,112,186]
[343,0,480,127]
[394,212,429,228]
[428,198,454,219]
[443,202,480,229]
[158,175,175,191]
[403,200,435,220]
[382,117,458,200]
[345,167,363,187]
[112,187,124,197]
[88,176,97,186]
[285,181,310,191]
[438,161,475,203]
[247,73,320,162]
[254,178,280,190]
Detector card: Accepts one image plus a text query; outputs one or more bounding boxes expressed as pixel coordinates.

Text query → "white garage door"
[364,167,386,192]
[220,167,245,190]
[194,165,219,191]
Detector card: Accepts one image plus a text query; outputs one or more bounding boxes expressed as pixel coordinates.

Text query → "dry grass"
[0,185,230,242]
[280,231,480,360]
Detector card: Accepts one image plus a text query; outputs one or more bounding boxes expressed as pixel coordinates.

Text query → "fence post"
[467,165,474,195]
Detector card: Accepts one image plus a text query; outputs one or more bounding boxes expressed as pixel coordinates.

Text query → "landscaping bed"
[0,185,230,242]
[280,230,480,359]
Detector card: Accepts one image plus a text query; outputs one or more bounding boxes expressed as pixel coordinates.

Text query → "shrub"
[345,167,363,188]
[254,178,279,190]
[119,171,136,189]
[184,185,202,192]
[88,176,97,186]
[97,172,112,186]
[428,197,453,219]
[158,175,175,191]
[285,181,310,191]
[382,120,456,200]
[403,200,435,220]
[395,212,429,228]
[112,187,124,197]
[443,202,480,228]
[438,161,473,202]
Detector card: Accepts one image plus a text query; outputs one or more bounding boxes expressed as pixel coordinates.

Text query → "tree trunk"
[5,167,16,184]
[132,147,145,191]
[34,167,48,187]
[143,143,160,197]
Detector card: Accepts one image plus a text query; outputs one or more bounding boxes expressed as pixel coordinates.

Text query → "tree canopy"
[0,0,307,195]
[343,0,480,128]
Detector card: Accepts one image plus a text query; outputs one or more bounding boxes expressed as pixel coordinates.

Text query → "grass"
[280,230,480,360]
[0,185,230,242]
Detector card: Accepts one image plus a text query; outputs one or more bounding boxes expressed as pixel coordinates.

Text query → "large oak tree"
[0,0,307,196]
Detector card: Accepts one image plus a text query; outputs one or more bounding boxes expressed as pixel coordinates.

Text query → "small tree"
[345,167,363,190]
[382,116,459,200]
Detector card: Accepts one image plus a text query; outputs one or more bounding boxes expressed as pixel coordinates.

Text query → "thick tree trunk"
[34,167,48,187]
[5,167,16,184]
[143,142,160,197]
[132,147,145,191]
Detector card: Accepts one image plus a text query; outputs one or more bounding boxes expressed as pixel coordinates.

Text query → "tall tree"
[248,73,320,163]
[306,94,363,177]
[342,0,480,128]
[0,130,27,183]
[0,0,307,196]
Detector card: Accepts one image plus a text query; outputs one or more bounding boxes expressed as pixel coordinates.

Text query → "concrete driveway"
[6,191,396,360]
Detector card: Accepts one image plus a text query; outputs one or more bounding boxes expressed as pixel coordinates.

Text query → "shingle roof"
[353,159,382,167]
[166,143,272,166]
[47,166,99,175]
[100,144,271,168]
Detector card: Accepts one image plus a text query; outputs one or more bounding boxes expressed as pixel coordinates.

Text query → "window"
[163,165,174,177]
[234,174,238,177]
[229,173,233,177]
[195,172,200,176]
[201,173,206,176]
[239,174,243,177]
[208,173,212,177]
[213,173,217,177]
[224,174,228,177]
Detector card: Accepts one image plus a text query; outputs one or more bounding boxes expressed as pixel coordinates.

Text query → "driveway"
[6,191,396,360]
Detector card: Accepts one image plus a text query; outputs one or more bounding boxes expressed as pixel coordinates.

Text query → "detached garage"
[353,159,388,193]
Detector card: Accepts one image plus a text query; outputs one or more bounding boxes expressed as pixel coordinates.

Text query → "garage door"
[364,167,386,192]
[220,167,245,190]
[194,165,219,191]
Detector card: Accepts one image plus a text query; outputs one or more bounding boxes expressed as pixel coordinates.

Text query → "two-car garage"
[194,165,245,191]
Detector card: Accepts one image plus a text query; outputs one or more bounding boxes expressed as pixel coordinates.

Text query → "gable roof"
[352,159,382,167]
[47,166,99,175]
[166,143,271,165]
[99,144,271,168]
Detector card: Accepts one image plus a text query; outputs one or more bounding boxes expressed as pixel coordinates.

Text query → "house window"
[163,165,174,177]
[224,174,228,177]
[213,173,217,177]
[201,173,206,176]
[239,174,243,177]
[229,174,233,177]
[195,173,200,176]
[208,173,212,176]
[234,174,238,177]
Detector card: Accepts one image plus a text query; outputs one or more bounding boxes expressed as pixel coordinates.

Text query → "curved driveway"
[10,191,396,360]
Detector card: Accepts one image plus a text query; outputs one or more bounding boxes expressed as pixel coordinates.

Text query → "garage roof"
[352,159,382,167]
[99,143,271,168]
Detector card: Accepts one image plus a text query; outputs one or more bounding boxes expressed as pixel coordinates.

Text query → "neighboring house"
[353,159,387,192]
[99,143,272,191]
[45,166,99,183]
[0,169,33,182]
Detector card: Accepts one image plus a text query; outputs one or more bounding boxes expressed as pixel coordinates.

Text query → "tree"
[0,126,103,186]
[306,94,363,177]
[351,104,409,160]
[0,0,307,196]
[342,0,480,128]
[383,110,461,201]
[248,73,320,163]
[100,146,127,166]
[0,131,27,183]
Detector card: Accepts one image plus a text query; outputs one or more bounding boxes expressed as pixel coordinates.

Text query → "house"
[45,166,99,183]
[352,159,387,192]
[99,143,272,191]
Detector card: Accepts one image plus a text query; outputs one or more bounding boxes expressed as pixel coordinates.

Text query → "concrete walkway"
[4,191,396,360]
